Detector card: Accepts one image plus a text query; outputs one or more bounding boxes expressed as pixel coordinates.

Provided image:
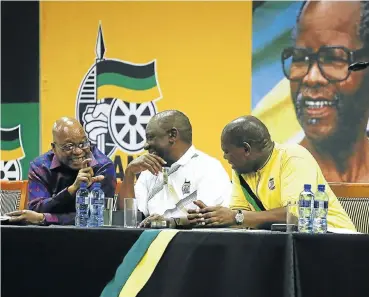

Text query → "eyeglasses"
[281,46,366,82]
[54,140,91,152]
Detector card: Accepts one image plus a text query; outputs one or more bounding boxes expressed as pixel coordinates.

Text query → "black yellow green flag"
[1,126,25,161]
[97,60,160,103]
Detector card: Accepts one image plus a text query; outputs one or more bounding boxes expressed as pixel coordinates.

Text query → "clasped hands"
[187,200,236,228]
[140,200,236,228]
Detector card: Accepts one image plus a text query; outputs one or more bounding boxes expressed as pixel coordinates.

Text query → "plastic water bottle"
[88,182,105,227]
[298,184,314,233]
[313,184,329,233]
[75,182,89,227]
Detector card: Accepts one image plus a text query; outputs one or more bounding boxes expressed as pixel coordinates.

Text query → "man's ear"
[51,143,56,153]
[169,128,178,139]
[243,142,251,155]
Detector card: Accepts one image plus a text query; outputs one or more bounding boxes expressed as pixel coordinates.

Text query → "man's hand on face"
[68,158,104,195]
[126,154,167,176]
[6,210,45,225]
[139,214,165,228]
[187,200,236,227]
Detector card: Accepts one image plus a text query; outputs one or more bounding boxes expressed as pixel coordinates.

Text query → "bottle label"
[314,201,328,209]
[299,200,311,207]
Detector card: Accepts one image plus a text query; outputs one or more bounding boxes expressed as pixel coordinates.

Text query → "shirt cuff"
[43,213,59,225]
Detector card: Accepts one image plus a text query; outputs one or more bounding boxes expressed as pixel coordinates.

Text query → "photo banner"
[251,1,369,183]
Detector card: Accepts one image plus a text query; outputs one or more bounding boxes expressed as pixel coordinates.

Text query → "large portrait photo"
[252,1,369,182]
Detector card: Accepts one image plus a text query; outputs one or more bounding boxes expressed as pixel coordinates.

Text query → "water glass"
[103,197,114,226]
[124,198,138,228]
[286,199,299,233]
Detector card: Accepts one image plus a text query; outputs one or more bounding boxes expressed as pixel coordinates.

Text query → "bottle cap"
[92,182,101,188]
[304,184,311,190]
[318,184,325,191]
[80,182,87,189]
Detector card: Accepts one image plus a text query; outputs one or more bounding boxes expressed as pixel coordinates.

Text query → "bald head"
[222,116,271,150]
[151,110,192,144]
[52,117,85,143]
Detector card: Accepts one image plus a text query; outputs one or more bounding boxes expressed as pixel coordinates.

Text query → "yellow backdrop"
[40,1,252,177]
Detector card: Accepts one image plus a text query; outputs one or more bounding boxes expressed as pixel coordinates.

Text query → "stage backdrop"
[39,1,252,179]
[3,1,368,184]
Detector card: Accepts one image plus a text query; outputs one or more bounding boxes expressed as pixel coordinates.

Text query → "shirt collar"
[50,149,98,170]
[171,145,196,168]
[258,142,277,173]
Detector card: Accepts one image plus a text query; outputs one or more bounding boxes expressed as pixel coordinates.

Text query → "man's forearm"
[118,170,136,209]
[234,207,286,228]
[28,188,74,213]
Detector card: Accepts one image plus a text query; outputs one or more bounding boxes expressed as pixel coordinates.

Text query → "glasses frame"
[53,140,91,153]
[281,45,367,82]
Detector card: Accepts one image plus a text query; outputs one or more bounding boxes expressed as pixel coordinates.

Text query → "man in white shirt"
[118,110,231,226]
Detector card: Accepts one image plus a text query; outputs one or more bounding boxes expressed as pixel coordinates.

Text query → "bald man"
[7,117,116,225]
[118,110,231,227]
[188,115,355,231]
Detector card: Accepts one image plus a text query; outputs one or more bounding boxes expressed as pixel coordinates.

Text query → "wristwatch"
[235,210,244,225]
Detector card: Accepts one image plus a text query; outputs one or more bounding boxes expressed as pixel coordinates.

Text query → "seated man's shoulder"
[278,143,314,160]
[30,150,54,168]
[277,144,320,172]
[93,146,114,165]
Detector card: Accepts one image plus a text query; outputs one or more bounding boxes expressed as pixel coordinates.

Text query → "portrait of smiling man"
[282,1,369,182]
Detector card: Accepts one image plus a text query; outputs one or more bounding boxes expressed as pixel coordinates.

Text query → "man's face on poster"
[284,1,369,143]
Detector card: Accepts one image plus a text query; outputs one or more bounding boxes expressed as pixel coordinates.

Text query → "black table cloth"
[2,226,369,297]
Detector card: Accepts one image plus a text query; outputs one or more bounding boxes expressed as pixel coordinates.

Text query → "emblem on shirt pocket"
[182,179,191,195]
[268,177,275,190]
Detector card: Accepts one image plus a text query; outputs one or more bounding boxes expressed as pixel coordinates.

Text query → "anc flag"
[96,60,161,103]
[101,229,178,297]
[1,126,25,161]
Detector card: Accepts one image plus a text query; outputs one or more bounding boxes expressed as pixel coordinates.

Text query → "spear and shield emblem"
[76,23,162,157]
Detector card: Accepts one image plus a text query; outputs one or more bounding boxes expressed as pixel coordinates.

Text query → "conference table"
[2,225,369,297]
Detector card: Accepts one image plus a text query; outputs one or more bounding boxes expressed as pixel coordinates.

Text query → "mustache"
[297,85,337,99]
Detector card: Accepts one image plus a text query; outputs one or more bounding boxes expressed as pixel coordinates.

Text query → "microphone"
[348,61,369,71]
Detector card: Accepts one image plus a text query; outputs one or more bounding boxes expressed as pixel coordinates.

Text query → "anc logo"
[0,125,25,181]
[76,23,162,157]
[268,177,275,190]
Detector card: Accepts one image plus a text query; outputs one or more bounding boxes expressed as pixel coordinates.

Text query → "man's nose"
[302,62,328,87]
[73,147,83,155]
[144,143,150,151]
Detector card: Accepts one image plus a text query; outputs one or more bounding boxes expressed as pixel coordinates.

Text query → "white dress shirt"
[134,145,232,218]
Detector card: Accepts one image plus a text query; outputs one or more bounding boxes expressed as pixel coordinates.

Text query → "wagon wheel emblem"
[109,99,157,154]
[0,160,22,181]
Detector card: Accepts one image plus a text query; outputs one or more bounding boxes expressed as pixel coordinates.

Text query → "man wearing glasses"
[281,1,369,182]
[7,117,116,225]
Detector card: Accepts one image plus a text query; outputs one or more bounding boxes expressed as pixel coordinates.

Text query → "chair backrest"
[0,180,28,215]
[329,183,369,234]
